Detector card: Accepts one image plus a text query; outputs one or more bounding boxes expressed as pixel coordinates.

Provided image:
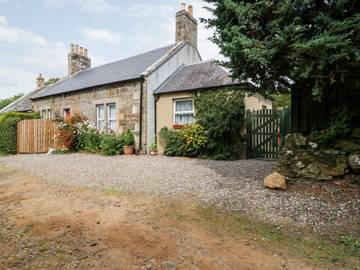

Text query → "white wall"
[145,43,201,150]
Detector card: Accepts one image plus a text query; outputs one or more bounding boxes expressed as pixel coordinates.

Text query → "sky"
[0,0,221,99]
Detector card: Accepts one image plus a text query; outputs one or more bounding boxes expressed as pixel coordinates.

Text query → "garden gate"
[246,109,291,159]
[17,119,60,154]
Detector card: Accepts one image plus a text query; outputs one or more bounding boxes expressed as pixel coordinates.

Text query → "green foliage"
[159,125,208,157]
[310,110,351,145]
[45,78,60,86]
[75,128,101,153]
[0,94,24,110]
[202,0,360,98]
[193,88,246,159]
[100,134,125,156]
[271,94,291,109]
[0,112,40,154]
[340,236,360,258]
[122,129,135,146]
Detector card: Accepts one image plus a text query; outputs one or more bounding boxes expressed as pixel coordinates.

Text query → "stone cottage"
[1,3,273,152]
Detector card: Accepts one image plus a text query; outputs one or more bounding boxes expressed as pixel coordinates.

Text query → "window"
[63,108,71,119]
[96,104,105,131]
[47,109,52,119]
[174,99,194,125]
[41,109,47,119]
[107,104,116,131]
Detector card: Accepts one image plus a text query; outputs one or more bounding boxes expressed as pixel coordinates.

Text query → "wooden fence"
[246,108,291,159]
[17,119,60,154]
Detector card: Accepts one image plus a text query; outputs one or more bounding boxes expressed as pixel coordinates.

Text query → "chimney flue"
[36,73,45,88]
[68,44,91,75]
[188,5,193,16]
[181,2,186,10]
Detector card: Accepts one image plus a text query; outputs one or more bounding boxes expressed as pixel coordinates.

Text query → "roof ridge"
[184,59,216,67]
[74,43,177,76]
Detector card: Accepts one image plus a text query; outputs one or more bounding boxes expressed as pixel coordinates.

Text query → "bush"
[159,124,208,157]
[100,134,125,156]
[75,127,101,153]
[0,112,40,154]
[193,88,246,160]
[57,114,89,151]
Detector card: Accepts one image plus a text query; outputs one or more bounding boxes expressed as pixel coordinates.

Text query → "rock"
[335,139,360,153]
[285,133,307,149]
[352,127,360,139]
[264,172,287,190]
[308,142,318,149]
[320,164,347,177]
[348,152,360,173]
[296,161,305,169]
[161,260,176,270]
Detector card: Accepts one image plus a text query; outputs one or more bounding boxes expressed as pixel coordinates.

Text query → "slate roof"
[0,87,49,113]
[34,43,180,99]
[154,61,239,94]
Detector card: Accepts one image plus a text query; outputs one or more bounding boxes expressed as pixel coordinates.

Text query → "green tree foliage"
[0,112,40,154]
[45,78,60,86]
[271,94,291,109]
[193,88,246,159]
[202,0,360,124]
[0,94,24,110]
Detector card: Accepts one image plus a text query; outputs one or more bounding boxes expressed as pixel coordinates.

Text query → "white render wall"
[145,43,201,150]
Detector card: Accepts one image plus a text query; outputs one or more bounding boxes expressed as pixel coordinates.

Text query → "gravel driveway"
[1,153,359,232]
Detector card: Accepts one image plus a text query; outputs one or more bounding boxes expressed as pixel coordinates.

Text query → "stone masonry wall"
[32,81,145,149]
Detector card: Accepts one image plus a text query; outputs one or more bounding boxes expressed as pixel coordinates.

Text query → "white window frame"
[41,109,47,119]
[96,104,105,130]
[107,103,116,131]
[173,98,195,125]
[47,109,52,119]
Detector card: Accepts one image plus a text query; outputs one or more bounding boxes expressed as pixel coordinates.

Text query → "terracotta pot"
[123,145,134,155]
[150,150,158,156]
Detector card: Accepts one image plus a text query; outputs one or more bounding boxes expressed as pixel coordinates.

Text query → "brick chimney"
[36,73,45,88]
[176,3,198,48]
[68,44,91,76]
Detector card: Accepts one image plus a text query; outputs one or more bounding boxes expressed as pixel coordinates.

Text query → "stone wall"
[278,130,360,180]
[32,80,145,149]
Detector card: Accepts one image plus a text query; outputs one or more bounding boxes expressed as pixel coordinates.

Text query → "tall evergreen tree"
[202,0,360,129]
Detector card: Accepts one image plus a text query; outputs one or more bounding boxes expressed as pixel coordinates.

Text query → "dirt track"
[0,165,322,270]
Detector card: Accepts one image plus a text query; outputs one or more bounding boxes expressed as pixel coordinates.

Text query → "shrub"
[0,112,40,154]
[74,126,101,153]
[122,129,135,146]
[100,134,125,156]
[57,114,89,151]
[159,124,208,157]
[193,88,246,160]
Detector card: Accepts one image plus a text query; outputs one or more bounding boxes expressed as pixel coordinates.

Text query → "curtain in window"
[175,100,193,112]
[97,105,105,130]
[175,114,194,125]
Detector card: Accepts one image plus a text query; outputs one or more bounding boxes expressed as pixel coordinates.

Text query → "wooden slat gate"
[246,109,291,159]
[17,119,60,154]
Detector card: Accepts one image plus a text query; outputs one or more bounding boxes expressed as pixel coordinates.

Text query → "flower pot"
[150,150,158,156]
[123,145,134,155]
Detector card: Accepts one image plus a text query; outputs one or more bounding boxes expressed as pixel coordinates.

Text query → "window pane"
[175,114,194,125]
[109,120,116,131]
[175,100,193,112]
[97,120,105,131]
[108,104,116,119]
[97,105,104,119]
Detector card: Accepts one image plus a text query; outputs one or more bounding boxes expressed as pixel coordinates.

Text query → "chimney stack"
[36,73,45,88]
[175,3,198,48]
[68,43,91,76]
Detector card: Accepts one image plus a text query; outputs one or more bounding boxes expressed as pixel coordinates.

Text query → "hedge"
[0,112,40,154]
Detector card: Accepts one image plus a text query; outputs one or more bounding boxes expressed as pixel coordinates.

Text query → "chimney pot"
[188,5,193,16]
[84,48,88,57]
[70,44,75,53]
[181,2,186,10]
[68,44,91,75]
[80,47,84,55]
[36,73,45,88]
[75,45,79,54]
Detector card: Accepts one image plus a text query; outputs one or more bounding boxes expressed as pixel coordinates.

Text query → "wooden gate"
[17,119,60,154]
[246,109,291,159]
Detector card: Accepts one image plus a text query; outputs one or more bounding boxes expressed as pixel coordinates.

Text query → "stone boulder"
[335,139,360,152]
[348,152,360,173]
[264,172,287,190]
[285,133,307,149]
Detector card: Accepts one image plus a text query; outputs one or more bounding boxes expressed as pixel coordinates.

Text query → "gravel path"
[1,153,359,232]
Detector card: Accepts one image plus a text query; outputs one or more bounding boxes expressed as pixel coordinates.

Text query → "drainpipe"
[154,94,158,145]
[139,76,144,152]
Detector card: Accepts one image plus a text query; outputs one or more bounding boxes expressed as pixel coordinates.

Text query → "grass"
[166,201,360,269]
[102,187,129,197]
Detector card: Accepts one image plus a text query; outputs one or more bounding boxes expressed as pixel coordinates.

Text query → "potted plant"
[149,141,158,156]
[122,129,135,155]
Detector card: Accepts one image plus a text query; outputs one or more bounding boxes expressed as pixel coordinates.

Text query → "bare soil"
[0,165,328,270]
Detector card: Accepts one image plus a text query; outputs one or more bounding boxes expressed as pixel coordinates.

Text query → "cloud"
[0,15,7,25]
[76,0,117,14]
[81,28,121,44]
[122,4,174,18]
[0,24,48,46]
